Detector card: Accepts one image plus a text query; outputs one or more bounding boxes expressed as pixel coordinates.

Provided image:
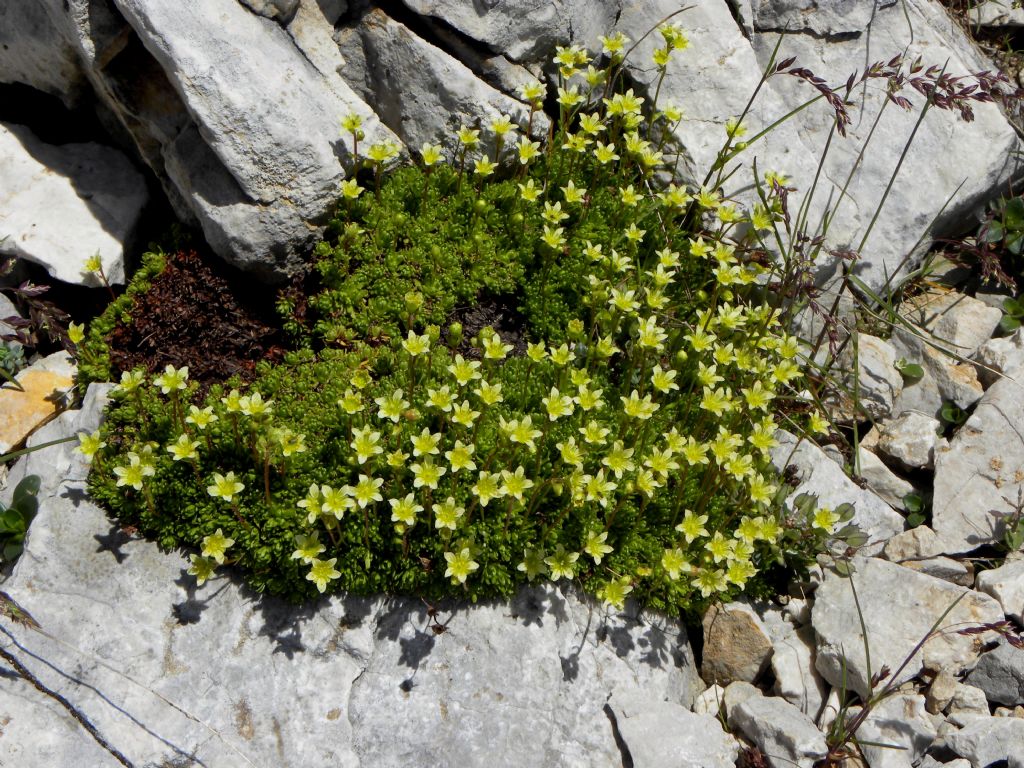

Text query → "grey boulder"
[0,121,146,286]
[731,694,827,768]
[932,372,1024,552]
[945,716,1024,768]
[811,557,1003,699]
[966,640,1024,707]
[607,690,739,768]
[336,8,544,154]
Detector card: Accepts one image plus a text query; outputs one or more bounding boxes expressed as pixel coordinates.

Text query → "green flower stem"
[691,462,723,521]
[456,148,467,193]
[324,517,339,546]
[133,389,147,427]
[263,451,272,507]
[501,497,516,533]
[532,422,552,478]
[231,501,250,529]
[407,354,418,406]
[421,166,433,200]
[604,490,629,531]
[540,497,580,543]
[360,506,372,553]
[142,484,156,517]
[525,476,556,517]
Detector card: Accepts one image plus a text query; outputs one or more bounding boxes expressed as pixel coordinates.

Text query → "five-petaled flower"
[201,528,235,564]
[153,365,188,394]
[307,557,341,593]
[444,548,479,585]
[208,472,244,503]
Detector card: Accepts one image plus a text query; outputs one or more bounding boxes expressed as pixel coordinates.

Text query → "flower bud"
[448,322,463,348]
[404,291,424,315]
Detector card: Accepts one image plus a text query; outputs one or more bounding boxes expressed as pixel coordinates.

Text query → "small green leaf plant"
[893,357,924,383]
[85,25,842,615]
[999,295,1024,333]
[902,491,927,528]
[0,475,41,563]
[983,196,1024,260]
[939,400,969,429]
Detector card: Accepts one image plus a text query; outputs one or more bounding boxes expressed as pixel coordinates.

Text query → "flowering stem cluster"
[86,23,844,612]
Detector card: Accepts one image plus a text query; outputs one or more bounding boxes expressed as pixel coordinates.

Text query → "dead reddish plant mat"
[108,249,286,389]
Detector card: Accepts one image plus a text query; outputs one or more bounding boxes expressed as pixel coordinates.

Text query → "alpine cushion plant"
[86,24,848,616]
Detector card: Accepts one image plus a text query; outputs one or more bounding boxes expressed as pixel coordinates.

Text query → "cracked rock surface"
[0,387,700,768]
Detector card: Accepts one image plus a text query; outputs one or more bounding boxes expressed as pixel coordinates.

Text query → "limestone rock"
[890,362,947,421]
[926,669,958,715]
[782,597,812,626]
[945,716,1024,768]
[924,346,987,411]
[976,328,1024,386]
[890,292,1003,417]
[890,291,1002,415]
[857,446,917,511]
[948,682,993,725]
[932,373,1024,553]
[877,412,942,470]
[0,122,146,286]
[0,2,86,106]
[897,291,1004,362]
[731,695,827,768]
[103,0,399,280]
[901,556,973,587]
[692,683,726,718]
[849,692,937,768]
[0,671,115,767]
[701,601,773,685]
[966,641,1024,707]
[749,3,1023,293]
[722,681,764,725]
[772,430,905,553]
[842,334,903,421]
[0,388,702,767]
[976,558,1024,624]
[608,690,740,768]
[400,0,617,63]
[970,1,1024,27]
[336,8,544,154]
[770,623,827,720]
[238,0,299,24]
[811,557,1003,699]
[882,526,944,563]
[284,0,350,83]
[0,351,75,455]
